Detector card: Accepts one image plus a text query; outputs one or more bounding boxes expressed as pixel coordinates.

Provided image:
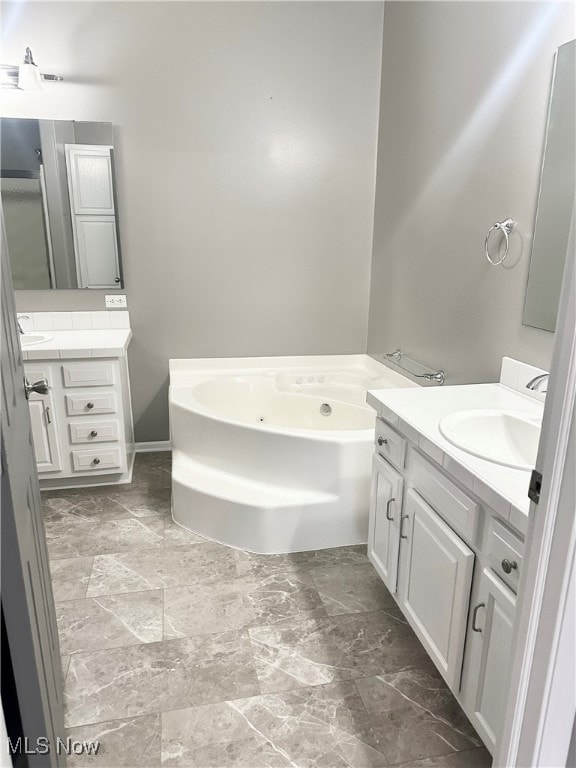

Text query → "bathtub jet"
[168,354,416,554]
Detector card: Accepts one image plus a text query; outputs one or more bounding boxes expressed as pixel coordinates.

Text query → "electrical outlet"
[105,295,127,309]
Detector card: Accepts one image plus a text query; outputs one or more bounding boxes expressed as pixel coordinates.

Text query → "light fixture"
[1,47,63,90]
[18,47,42,90]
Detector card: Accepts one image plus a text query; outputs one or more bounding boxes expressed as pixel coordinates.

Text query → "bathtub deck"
[42,452,491,768]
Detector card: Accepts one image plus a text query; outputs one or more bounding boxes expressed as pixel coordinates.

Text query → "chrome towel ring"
[485,218,514,266]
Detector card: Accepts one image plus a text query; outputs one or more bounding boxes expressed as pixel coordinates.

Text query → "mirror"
[1,118,124,290]
[523,39,575,332]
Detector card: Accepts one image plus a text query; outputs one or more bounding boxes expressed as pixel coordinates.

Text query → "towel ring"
[485,218,514,266]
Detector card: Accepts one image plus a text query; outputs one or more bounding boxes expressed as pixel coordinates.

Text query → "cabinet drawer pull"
[400,514,409,540]
[501,559,518,575]
[92,457,101,465]
[377,437,388,447]
[386,497,395,521]
[90,430,98,438]
[472,602,486,633]
[86,402,95,410]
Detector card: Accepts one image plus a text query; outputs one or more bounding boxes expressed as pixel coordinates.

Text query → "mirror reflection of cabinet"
[65,145,121,289]
[0,119,124,291]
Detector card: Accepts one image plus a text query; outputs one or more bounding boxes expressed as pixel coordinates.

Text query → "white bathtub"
[169,354,416,553]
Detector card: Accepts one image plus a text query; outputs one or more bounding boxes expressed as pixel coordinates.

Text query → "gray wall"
[367,1,575,384]
[5,1,384,441]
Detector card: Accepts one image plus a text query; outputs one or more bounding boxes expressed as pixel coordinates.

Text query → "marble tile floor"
[44,452,492,768]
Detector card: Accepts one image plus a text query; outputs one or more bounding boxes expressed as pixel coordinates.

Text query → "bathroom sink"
[20,333,53,346]
[439,409,541,470]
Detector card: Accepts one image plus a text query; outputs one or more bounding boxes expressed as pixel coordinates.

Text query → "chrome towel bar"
[385,349,446,386]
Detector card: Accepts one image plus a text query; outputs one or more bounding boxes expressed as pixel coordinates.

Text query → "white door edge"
[497,211,576,767]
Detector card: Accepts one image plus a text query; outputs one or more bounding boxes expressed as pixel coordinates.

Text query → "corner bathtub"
[169,355,416,554]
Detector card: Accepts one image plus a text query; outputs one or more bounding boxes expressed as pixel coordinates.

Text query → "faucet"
[17,315,30,335]
[526,373,549,393]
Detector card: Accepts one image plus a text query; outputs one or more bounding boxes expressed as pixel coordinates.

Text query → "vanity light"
[1,47,63,90]
[18,47,42,90]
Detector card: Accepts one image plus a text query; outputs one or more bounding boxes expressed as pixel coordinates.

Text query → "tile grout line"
[55,584,164,605]
[47,538,205,564]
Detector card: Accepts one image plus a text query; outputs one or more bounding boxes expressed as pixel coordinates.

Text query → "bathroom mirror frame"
[523,39,575,333]
[1,117,124,291]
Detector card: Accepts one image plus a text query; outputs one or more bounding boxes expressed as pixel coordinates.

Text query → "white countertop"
[367,383,544,533]
[21,329,132,360]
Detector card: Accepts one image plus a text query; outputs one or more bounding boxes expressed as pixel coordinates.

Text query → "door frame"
[496,212,576,767]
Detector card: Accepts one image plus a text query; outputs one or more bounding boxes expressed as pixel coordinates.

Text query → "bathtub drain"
[320,403,332,416]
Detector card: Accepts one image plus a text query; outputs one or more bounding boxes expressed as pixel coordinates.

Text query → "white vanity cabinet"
[368,414,525,755]
[463,568,516,752]
[24,356,134,488]
[368,453,403,593]
[26,365,63,473]
[398,488,475,689]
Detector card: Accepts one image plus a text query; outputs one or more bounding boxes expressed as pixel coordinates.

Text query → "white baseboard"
[135,441,172,453]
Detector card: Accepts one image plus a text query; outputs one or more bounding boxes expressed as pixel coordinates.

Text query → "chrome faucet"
[17,315,30,334]
[526,373,549,393]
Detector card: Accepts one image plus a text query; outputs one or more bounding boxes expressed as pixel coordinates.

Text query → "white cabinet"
[65,145,115,215]
[368,453,404,593]
[27,366,62,473]
[398,489,475,689]
[71,447,121,473]
[65,145,121,289]
[463,568,516,753]
[368,445,475,691]
[409,451,480,543]
[25,358,133,488]
[375,419,407,472]
[74,216,120,289]
[368,416,525,757]
[65,392,117,416]
[68,420,119,444]
[62,361,115,388]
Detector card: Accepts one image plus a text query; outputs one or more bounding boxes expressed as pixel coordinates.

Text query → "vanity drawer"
[68,420,120,444]
[488,519,524,593]
[65,392,117,416]
[375,419,406,471]
[62,362,115,388]
[71,447,122,473]
[409,449,480,543]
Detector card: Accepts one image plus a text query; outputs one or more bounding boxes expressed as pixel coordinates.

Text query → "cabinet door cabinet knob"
[501,559,518,574]
[90,430,98,438]
[377,437,388,447]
